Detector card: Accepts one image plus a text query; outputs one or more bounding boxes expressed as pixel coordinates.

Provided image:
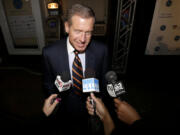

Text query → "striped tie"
[72,50,83,93]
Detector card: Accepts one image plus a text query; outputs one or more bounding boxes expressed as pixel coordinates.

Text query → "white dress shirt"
[67,37,86,80]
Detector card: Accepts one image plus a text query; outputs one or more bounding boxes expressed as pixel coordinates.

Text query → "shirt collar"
[67,37,85,55]
[67,37,75,54]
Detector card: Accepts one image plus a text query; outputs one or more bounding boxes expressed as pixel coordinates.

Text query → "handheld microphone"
[82,68,99,113]
[54,73,72,92]
[84,69,103,134]
[83,68,99,93]
[82,78,99,93]
[105,71,126,100]
[83,78,99,108]
[52,71,72,104]
[49,71,72,115]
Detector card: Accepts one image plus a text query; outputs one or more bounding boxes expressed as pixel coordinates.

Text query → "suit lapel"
[57,39,71,80]
[86,44,96,76]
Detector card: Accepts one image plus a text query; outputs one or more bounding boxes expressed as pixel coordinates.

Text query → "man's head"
[64,4,95,53]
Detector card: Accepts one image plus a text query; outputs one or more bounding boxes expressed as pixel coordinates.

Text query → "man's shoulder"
[90,40,108,53]
[91,39,106,45]
[90,39,107,49]
[43,39,66,52]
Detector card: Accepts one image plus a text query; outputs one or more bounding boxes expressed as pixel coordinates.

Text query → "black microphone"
[84,68,104,135]
[49,71,72,115]
[105,71,126,100]
[83,68,99,114]
[61,71,71,82]
[84,68,96,78]
[55,71,72,93]
[52,71,72,104]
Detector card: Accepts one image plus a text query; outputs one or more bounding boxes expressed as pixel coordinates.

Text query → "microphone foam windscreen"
[61,71,70,82]
[105,71,117,82]
[84,68,96,78]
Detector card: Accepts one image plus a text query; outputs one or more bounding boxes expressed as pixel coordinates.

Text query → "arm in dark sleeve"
[130,117,154,128]
[42,48,57,98]
[99,44,109,97]
[99,44,114,117]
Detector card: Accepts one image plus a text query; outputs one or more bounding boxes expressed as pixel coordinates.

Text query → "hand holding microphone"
[83,69,105,134]
[105,71,141,125]
[87,93,110,120]
[114,98,141,125]
[83,68,99,115]
[44,71,72,116]
[86,93,115,135]
[53,71,72,100]
[85,70,142,135]
[82,78,99,113]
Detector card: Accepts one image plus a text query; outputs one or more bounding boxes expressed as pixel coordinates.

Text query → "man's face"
[65,15,94,53]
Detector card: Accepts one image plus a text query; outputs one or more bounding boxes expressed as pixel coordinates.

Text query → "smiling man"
[65,14,94,53]
[42,4,109,135]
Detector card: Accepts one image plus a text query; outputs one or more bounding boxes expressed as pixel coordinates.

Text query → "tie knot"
[74,50,79,55]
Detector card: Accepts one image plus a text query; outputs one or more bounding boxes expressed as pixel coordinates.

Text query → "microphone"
[84,68,104,135]
[105,71,126,100]
[83,68,99,93]
[54,71,72,93]
[51,71,72,104]
[49,71,72,116]
[82,68,99,113]
[82,78,99,93]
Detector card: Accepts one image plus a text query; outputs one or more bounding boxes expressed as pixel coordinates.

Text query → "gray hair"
[65,4,95,25]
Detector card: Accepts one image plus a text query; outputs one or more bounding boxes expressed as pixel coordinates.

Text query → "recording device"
[83,78,99,108]
[52,71,72,104]
[83,68,99,93]
[82,68,99,113]
[55,74,72,92]
[105,71,126,100]
[84,69,103,135]
[82,78,99,93]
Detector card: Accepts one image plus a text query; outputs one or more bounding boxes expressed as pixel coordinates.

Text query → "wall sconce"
[48,2,59,9]
[47,0,60,16]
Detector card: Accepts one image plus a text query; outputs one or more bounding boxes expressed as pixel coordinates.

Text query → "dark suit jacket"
[42,38,109,98]
[42,38,109,134]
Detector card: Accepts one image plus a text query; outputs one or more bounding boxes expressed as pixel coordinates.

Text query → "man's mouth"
[78,43,86,47]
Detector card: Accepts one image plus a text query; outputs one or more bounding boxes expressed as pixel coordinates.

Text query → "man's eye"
[75,30,81,34]
[85,32,92,36]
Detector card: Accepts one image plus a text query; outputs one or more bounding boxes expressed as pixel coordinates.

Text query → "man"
[42,4,109,135]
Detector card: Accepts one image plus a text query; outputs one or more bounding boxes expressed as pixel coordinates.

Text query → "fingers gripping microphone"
[105,71,126,100]
[84,69,103,135]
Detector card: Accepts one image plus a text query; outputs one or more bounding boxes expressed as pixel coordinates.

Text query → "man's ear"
[64,21,69,34]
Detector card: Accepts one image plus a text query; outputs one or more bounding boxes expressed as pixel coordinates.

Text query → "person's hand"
[86,93,115,135]
[43,94,60,117]
[114,98,141,125]
[86,93,109,121]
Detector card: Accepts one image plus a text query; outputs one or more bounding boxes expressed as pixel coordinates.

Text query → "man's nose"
[80,33,86,42]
